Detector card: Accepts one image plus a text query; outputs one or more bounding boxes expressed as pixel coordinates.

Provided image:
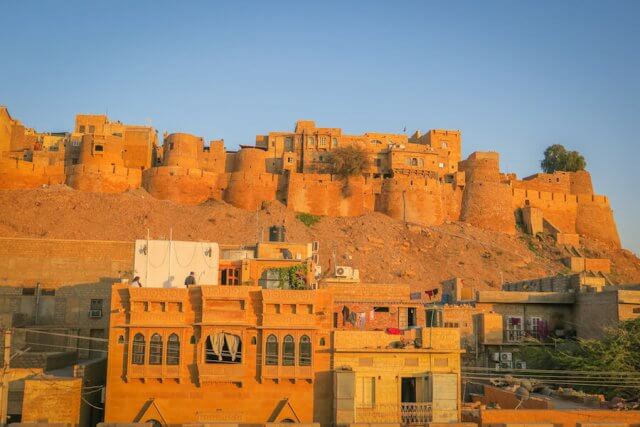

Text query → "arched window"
[132,333,145,365]
[283,335,295,366]
[266,334,278,365]
[149,333,163,365]
[167,333,180,365]
[411,158,418,166]
[299,335,311,366]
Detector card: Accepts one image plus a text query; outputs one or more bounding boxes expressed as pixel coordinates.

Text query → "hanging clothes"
[348,311,357,326]
[341,306,350,325]
[224,333,240,361]
[425,289,435,299]
[357,312,366,330]
[369,309,375,320]
[386,327,402,335]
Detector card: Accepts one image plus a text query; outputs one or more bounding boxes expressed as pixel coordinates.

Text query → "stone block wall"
[65,164,142,193]
[0,158,65,189]
[142,166,225,205]
[21,378,83,425]
[286,173,373,216]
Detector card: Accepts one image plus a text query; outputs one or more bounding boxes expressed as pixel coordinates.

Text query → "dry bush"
[326,144,370,179]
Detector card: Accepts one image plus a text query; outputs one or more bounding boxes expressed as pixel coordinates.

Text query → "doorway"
[407,308,417,328]
[401,377,417,403]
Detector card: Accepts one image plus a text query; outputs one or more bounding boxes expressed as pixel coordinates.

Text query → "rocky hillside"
[1,186,639,292]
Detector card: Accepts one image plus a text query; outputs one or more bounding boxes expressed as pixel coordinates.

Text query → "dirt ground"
[1,185,638,292]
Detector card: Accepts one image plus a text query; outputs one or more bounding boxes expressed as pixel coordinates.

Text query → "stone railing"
[356,402,432,424]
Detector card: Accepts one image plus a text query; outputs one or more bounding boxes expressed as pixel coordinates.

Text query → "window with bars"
[282,335,295,366]
[299,335,311,366]
[132,333,145,365]
[149,334,163,365]
[265,334,278,365]
[220,268,240,285]
[167,333,180,365]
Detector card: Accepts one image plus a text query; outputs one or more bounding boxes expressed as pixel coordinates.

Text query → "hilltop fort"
[0,106,620,247]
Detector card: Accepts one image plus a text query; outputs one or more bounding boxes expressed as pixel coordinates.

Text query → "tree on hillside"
[519,317,640,398]
[541,144,586,173]
[326,144,370,196]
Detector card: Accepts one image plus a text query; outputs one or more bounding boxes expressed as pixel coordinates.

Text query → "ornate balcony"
[355,402,432,424]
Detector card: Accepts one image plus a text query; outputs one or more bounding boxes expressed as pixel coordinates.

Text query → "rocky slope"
[0,186,638,291]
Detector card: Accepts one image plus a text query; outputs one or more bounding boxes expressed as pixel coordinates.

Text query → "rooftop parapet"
[476,290,576,304]
[333,328,461,352]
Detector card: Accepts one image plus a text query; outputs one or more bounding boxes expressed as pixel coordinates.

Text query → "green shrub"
[296,212,321,227]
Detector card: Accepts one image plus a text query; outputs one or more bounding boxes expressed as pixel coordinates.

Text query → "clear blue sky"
[1,1,638,253]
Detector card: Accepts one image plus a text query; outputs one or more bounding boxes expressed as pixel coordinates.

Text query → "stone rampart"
[224,171,279,210]
[224,148,278,210]
[511,188,619,246]
[142,166,226,205]
[378,176,447,225]
[460,152,515,234]
[0,158,65,189]
[65,164,141,193]
[285,173,373,216]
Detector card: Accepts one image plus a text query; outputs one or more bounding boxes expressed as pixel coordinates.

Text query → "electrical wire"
[15,328,109,342]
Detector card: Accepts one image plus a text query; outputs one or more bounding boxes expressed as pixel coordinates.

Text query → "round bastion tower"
[459,151,516,234]
[66,133,142,193]
[567,170,620,247]
[224,147,278,210]
[142,133,225,205]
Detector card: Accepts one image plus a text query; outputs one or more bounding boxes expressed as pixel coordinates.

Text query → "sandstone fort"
[0,106,620,247]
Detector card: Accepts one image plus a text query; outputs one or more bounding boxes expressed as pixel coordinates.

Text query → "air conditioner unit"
[335,266,353,278]
[500,361,512,369]
[89,309,103,318]
[500,352,512,362]
[515,361,527,369]
[491,352,500,362]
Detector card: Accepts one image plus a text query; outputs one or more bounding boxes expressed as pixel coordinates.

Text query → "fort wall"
[0,158,65,189]
[142,134,227,204]
[66,163,142,193]
[286,173,373,216]
[460,152,515,234]
[378,176,447,225]
[510,188,619,246]
[224,148,278,210]
[142,166,225,205]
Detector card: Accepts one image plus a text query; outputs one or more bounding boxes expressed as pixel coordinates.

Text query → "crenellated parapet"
[286,172,374,216]
[0,157,65,189]
[142,132,227,204]
[65,133,142,193]
[0,108,624,248]
[224,147,279,210]
[459,152,516,234]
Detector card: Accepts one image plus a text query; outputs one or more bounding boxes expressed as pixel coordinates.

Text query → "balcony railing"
[356,403,432,424]
[505,329,542,342]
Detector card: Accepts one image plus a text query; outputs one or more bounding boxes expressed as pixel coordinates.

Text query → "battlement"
[66,163,142,193]
[511,188,610,207]
[0,106,623,248]
[0,158,65,189]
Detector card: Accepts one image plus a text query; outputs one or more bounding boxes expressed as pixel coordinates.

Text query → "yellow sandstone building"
[103,282,463,426]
